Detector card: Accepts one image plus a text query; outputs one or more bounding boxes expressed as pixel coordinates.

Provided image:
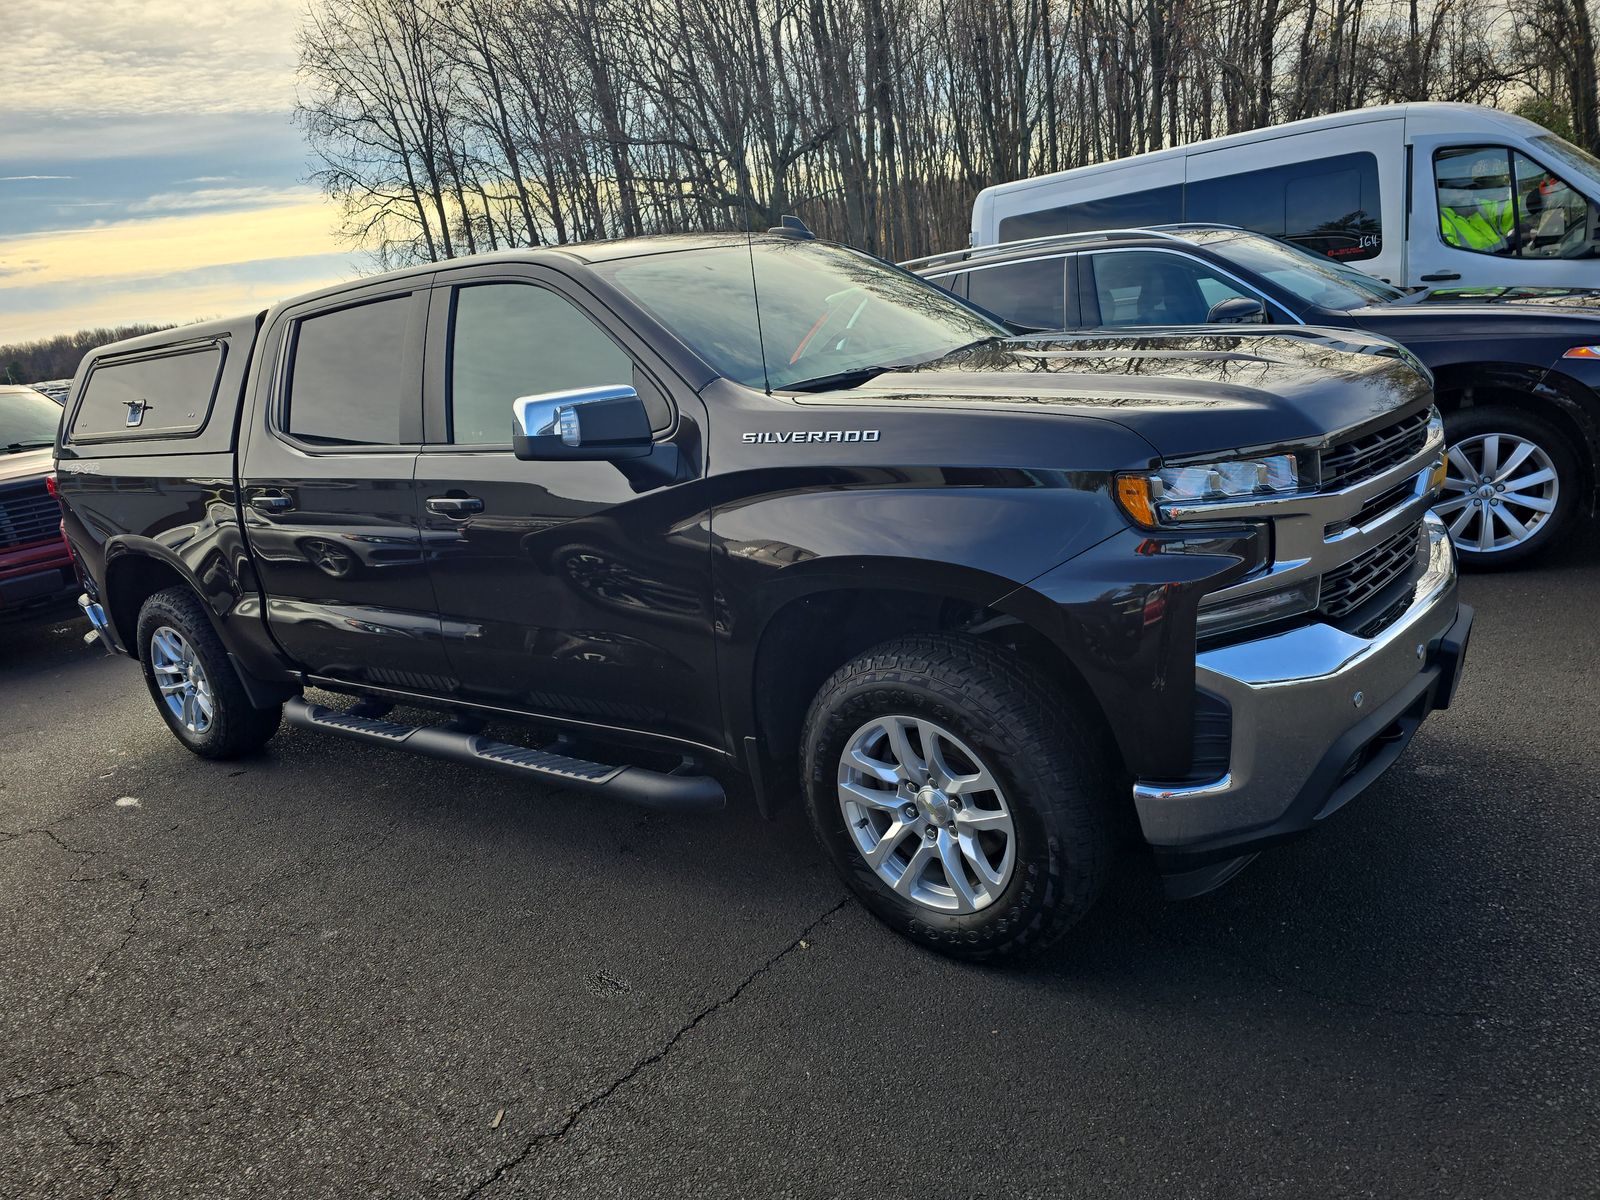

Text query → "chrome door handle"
[426,496,484,516]
[249,494,293,513]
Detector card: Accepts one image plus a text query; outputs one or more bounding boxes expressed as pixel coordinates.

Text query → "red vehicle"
[0,385,75,618]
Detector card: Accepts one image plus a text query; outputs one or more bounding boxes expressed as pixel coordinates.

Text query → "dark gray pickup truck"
[54,232,1472,960]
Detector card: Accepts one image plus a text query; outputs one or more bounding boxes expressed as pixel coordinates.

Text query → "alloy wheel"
[1434,432,1560,554]
[149,625,215,735]
[837,715,1016,914]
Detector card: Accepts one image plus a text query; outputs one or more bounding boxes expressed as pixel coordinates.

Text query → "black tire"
[135,586,282,759]
[1442,405,1581,570]
[801,633,1112,963]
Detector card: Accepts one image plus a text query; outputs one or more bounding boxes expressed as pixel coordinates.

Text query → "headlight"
[1115,453,1301,527]
[1563,346,1600,360]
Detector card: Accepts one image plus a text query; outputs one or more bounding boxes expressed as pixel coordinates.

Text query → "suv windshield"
[1190,229,1405,309]
[1,388,63,453]
[595,239,1003,390]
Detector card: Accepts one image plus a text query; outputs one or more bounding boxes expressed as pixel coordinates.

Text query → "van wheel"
[135,587,282,759]
[1438,406,1578,569]
[801,634,1111,963]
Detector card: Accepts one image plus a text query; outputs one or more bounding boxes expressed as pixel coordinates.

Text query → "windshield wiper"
[783,365,899,392]
[3,440,55,453]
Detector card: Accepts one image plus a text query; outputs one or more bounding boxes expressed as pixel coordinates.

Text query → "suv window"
[286,296,415,445]
[1088,251,1254,326]
[71,345,223,442]
[448,282,658,445]
[1186,151,1382,262]
[964,258,1066,331]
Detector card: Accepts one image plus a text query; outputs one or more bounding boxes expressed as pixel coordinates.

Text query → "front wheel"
[135,587,282,758]
[1437,406,1580,569]
[801,634,1112,962]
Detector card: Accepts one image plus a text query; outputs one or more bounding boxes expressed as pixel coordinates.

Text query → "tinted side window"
[448,282,661,445]
[286,296,415,445]
[1187,152,1382,262]
[999,185,1182,241]
[965,258,1066,330]
[1088,252,1252,326]
[72,345,223,442]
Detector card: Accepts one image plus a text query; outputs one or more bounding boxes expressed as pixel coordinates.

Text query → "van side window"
[286,296,415,445]
[1434,148,1519,257]
[1186,152,1382,262]
[448,282,665,446]
[1088,252,1255,327]
[998,185,1182,241]
[71,345,223,442]
[965,258,1066,330]
[1513,150,1599,259]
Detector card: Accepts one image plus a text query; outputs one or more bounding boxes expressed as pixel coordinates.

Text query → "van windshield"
[1534,134,1600,195]
[594,240,1004,390]
[1190,230,1406,310]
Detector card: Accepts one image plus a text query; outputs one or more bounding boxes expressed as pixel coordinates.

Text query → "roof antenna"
[746,209,772,394]
[767,214,815,239]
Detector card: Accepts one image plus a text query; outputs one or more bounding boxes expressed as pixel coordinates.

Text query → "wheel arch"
[1431,361,1600,509]
[741,568,1116,811]
[102,543,212,660]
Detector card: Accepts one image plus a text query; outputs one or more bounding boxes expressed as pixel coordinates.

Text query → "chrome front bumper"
[1134,511,1471,892]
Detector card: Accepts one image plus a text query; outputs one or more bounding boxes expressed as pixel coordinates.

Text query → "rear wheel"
[135,587,282,758]
[1438,405,1579,569]
[801,634,1112,962]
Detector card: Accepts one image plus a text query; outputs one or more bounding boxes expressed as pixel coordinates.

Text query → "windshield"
[1191,229,1406,309]
[594,240,1004,390]
[0,388,63,453]
[1534,134,1600,194]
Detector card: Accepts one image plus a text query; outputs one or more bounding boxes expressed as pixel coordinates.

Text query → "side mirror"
[1207,297,1267,325]
[512,385,653,461]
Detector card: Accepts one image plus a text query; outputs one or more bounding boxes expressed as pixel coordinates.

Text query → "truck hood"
[1409,286,1600,314]
[0,446,53,485]
[811,329,1431,457]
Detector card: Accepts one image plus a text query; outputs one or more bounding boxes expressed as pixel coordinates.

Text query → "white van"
[972,103,1600,290]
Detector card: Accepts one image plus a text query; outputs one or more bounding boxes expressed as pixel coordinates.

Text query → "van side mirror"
[1207,298,1267,325]
[512,385,653,461]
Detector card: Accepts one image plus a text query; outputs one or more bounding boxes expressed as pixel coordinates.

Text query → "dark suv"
[56,233,1471,961]
[908,225,1600,567]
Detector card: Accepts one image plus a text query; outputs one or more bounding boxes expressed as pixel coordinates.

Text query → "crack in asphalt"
[0,828,106,857]
[2,1069,133,1108]
[458,895,852,1199]
[54,875,152,1016]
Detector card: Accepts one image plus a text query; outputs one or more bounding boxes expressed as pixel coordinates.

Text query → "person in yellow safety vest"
[1440,156,1517,251]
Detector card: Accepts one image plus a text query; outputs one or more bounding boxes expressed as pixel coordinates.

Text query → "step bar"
[283,698,725,812]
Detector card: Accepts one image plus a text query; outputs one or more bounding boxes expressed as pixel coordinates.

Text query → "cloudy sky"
[0,0,360,343]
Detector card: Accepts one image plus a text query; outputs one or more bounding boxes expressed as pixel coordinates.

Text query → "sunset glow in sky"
[1,0,359,343]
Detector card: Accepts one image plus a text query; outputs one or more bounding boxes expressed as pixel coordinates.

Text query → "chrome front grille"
[1321,520,1424,619]
[1321,409,1432,490]
[0,480,59,550]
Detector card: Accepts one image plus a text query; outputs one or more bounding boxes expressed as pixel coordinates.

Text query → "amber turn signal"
[1115,475,1160,528]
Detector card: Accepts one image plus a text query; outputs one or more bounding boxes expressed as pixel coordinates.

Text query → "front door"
[239,280,455,689]
[1411,137,1600,289]
[413,268,720,750]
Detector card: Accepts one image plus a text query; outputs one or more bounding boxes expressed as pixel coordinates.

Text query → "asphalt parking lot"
[3,532,1598,1200]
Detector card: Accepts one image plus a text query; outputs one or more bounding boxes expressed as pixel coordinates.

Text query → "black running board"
[283,698,725,812]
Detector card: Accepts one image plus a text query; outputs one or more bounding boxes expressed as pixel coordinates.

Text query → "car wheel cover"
[1435,432,1560,553]
[837,715,1016,914]
[149,625,215,735]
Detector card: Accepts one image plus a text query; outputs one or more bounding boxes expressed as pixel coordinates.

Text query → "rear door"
[413,264,720,749]
[239,278,454,688]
